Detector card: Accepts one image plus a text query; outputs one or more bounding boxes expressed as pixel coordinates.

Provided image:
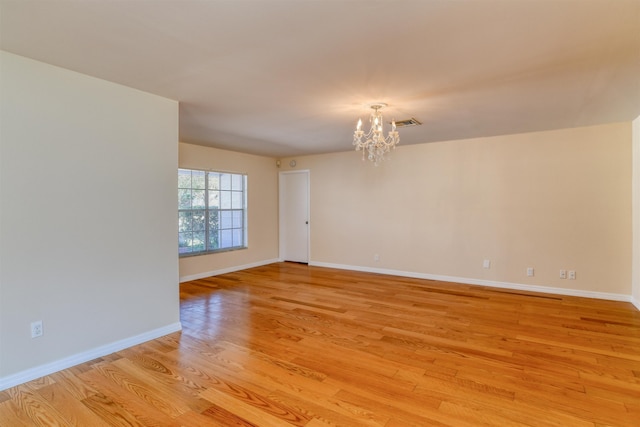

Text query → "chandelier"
[353,103,399,165]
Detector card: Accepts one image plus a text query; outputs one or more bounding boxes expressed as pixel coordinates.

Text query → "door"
[279,170,309,263]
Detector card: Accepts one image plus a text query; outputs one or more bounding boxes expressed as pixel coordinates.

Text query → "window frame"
[178,168,248,257]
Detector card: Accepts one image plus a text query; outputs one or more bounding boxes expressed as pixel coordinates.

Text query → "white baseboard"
[179,258,279,283]
[632,296,640,311]
[310,261,633,303]
[0,322,182,391]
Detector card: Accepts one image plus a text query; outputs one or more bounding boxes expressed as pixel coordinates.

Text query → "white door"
[279,170,309,263]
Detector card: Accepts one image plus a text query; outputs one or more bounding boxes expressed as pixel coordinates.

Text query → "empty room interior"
[1,0,640,426]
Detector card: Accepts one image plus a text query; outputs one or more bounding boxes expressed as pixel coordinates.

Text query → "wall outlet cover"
[31,320,43,338]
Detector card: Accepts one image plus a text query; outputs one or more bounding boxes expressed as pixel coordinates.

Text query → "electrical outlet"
[568,270,576,280]
[374,254,379,262]
[527,267,534,277]
[31,320,43,338]
[483,259,491,269]
[560,269,567,279]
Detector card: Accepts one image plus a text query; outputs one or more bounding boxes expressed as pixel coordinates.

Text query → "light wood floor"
[1,262,640,426]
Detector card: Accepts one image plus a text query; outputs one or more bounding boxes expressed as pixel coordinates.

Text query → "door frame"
[278,170,310,263]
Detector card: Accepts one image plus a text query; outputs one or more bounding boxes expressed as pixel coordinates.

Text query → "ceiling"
[1,0,639,158]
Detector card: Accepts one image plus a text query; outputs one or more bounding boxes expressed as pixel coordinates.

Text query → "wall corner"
[632,115,640,306]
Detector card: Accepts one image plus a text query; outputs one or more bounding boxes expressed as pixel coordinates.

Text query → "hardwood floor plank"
[81,392,147,427]
[36,382,112,427]
[5,384,73,426]
[0,400,34,426]
[97,360,193,417]
[48,368,101,400]
[266,388,387,427]
[200,403,262,426]
[199,386,302,427]
[80,367,175,426]
[446,394,595,427]
[437,400,532,427]
[333,389,465,427]
[516,334,640,362]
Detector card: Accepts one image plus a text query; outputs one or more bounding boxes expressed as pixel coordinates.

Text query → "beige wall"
[0,52,180,386]
[178,143,279,281]
[280,123,632,297]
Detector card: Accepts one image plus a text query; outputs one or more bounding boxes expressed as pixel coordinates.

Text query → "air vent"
[393,117,422,128]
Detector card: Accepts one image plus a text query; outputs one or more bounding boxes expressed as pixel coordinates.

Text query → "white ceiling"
[2,0,639,158]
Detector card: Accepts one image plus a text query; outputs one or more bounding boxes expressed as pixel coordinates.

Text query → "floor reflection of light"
[180,285,252,349]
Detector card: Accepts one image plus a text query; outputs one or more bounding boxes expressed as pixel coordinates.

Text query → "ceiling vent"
[393,117,422,128]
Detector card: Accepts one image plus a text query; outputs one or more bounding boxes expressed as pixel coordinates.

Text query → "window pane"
[192,170,205,189]
[220,173,231,191]
[220,229,232,248]
[192,189,205,209]
[231,191,242,209]
[220,210,232,229]
[208,191,220,208]
[179,232,192,253]
[220,191,231,209]
[192,210,206,232]
[209,230,219,249]
[178,211,192,232]
[232,210,243,227]
[232,228,243,246]
[178,189,192,209]
[192,231,206,252]
[208,208,219,231]
[178,169,191,188]
[231,174,243,191]
[208,172,220,190]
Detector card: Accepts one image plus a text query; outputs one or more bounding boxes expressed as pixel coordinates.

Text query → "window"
[178,168,247,256]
